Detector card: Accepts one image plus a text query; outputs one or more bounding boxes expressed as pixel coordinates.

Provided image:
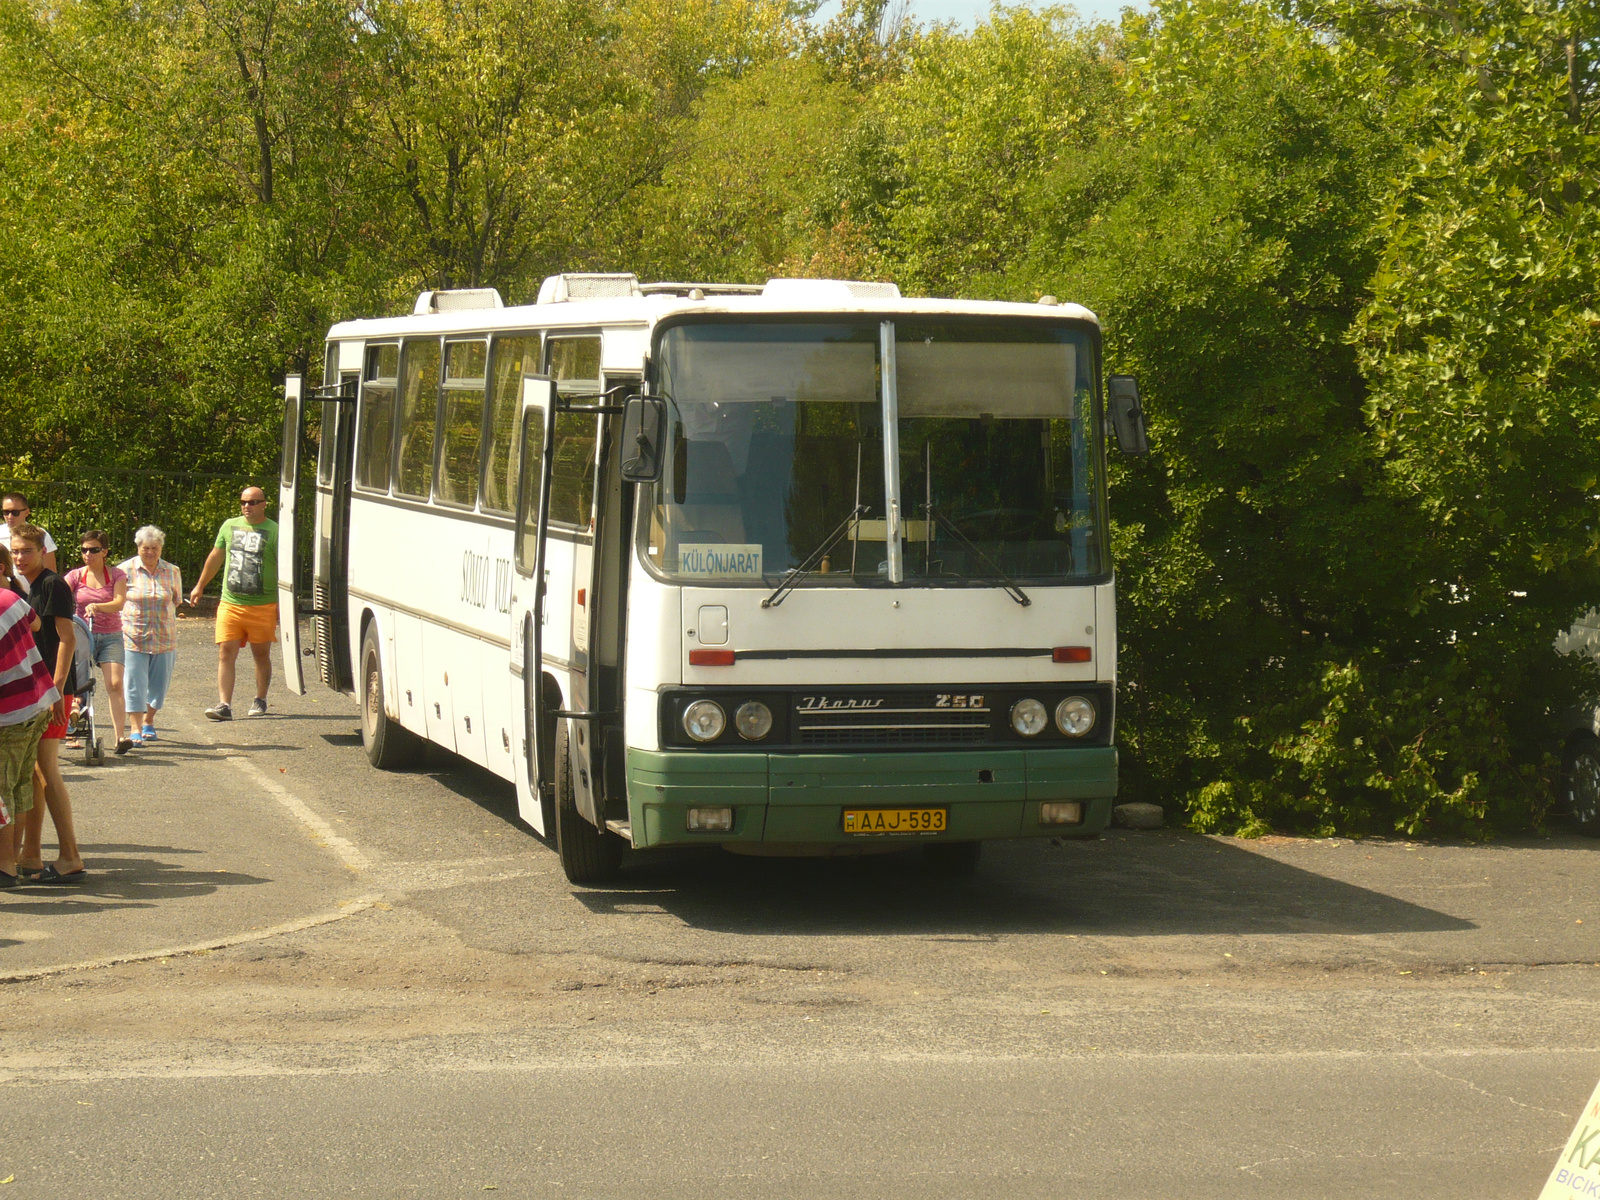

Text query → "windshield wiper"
[762,504,868,609]
[924,505,1032,607]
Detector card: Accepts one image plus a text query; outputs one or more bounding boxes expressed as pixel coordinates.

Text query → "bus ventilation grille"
[313,579,334,689]
[799,725,989,746]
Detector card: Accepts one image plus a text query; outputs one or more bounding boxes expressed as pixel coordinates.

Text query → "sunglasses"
[1,510,24,517]
[241,499,265,507]
[81,546,105,555]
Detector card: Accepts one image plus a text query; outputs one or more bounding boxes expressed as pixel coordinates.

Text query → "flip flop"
[34,864,87,884]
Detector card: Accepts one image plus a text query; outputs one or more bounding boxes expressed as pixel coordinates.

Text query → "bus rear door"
[277,373,307,696]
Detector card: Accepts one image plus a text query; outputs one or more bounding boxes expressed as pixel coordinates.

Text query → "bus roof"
[325,278,1101,342]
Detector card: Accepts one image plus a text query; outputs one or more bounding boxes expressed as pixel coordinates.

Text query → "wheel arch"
[358,607,401,722]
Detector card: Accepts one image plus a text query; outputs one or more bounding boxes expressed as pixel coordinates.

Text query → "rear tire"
[555,721,621,884]
[1561,734,1600,837]
[361,625,420,769]
[922,841,982,876]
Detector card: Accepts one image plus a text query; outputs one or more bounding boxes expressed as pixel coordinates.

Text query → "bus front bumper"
[625,747,1118,850]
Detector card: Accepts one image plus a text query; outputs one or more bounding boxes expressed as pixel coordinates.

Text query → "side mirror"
[619,394,667,483]
[1107,375,1148,456]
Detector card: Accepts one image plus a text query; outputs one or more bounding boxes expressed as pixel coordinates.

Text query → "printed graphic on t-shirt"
[226,527,268,597]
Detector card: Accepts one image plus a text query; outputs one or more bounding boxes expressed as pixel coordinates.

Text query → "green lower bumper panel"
[626,746,1118,850]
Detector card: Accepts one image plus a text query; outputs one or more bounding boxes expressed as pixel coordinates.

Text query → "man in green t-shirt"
[189,486,279,720]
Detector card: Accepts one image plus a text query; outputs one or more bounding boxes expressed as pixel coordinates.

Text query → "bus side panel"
[421,620,458,753]
[451,633,486,767]
[624,567,682,755]
[1095,580,1117,684]
[393,611,428,736]
[482,552,516,781]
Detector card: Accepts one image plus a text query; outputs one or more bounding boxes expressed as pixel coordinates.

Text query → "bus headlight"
[683,700,726,742]
[1010,699,1048,737]
[735,701,773,741]
[1055,696,1096,737]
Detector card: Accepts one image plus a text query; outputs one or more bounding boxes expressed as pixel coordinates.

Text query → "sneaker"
[205,702,233,721]
[247,697,268,718]
[141,725,157,741]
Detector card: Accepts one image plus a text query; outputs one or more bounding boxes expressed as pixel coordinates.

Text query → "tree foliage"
[2,0,1596,836]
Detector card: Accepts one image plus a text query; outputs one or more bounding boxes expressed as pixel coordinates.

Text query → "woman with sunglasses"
[64,529,131,753]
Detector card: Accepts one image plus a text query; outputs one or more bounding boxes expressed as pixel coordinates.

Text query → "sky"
[813,0,1147,29]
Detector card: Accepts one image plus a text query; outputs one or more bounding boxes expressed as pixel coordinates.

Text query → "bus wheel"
[922,841,982,876]
[1561,734,1600,837]
[554,721,621,885]
[361,625,420,770]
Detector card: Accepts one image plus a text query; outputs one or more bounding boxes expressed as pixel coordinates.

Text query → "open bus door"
[277,373,306,697]
[512,376,555,836]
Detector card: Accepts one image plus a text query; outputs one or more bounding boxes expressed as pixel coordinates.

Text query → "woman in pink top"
[64,529,131,753]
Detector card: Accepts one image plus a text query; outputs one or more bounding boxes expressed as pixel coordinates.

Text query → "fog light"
[687,806,734,832]
[1010,698,1048,736]
[683,700,726,742]
[1055,696,1096,737]
[735,700,773,740]
[1039,802,1084,825]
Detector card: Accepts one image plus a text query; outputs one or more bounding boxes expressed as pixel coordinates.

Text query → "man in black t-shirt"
[13,540,73,693]
[10,526,84,882]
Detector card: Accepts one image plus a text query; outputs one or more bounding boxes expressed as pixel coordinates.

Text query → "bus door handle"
[549,710,617,721]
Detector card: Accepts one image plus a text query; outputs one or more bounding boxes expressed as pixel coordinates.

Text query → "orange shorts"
[216,601,278,646]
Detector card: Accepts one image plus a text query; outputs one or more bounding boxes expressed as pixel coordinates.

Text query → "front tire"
[361,625,420,769]
[554,720,621,884]
[1561,734,1600,837]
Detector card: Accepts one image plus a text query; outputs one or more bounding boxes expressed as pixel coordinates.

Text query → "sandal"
[34,864,87,884]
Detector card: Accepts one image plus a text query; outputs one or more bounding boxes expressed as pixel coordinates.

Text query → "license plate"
[842,808,947,835]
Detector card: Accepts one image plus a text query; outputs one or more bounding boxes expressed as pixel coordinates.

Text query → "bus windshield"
[645,319,1106,586]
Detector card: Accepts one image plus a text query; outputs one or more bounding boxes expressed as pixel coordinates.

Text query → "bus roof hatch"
[537,273,643,304]
[413,288,505,315]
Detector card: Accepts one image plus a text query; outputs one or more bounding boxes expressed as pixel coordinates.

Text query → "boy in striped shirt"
[0,584,60,886]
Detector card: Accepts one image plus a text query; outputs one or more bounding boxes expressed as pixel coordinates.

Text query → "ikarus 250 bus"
[276,274,1149,883]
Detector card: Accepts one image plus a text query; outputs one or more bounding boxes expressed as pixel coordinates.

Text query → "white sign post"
[1540,1076,1600,1199]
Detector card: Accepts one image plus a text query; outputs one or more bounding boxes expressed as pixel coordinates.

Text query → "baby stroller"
[69,613,106,766]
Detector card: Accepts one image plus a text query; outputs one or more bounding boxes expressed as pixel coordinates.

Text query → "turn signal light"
[1053,646,1092,663]
[689,649,735,666]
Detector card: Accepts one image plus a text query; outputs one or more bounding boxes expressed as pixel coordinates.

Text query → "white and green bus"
[277,274,1149,883]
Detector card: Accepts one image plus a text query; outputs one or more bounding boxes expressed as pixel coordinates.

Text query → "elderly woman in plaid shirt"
[119,526,183,745]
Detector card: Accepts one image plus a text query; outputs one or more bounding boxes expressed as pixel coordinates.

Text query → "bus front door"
[511,376,555,835]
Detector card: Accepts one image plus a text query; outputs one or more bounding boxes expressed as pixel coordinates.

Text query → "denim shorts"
[90,630,125,666]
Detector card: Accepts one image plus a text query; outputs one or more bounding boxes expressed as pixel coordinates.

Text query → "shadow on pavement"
[0,856,271,911]
[564,833,1476,938]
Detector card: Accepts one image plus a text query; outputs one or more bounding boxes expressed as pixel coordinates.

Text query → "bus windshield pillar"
[879,320,903,584]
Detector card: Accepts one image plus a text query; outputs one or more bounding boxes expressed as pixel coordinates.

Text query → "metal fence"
[0,468,260,582]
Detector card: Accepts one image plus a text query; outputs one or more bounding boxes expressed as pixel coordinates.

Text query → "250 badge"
[934,694,986,709]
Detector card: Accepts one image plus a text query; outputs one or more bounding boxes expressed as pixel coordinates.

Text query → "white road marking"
[222,754,372,873]
[0,893,387,983]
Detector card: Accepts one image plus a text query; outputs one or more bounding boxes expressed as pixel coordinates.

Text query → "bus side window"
[515,407,545,573]
[547,335,600,529]
[549,414,596,529]
[355,343,399,493]
[483,334,539,514]
[437,340,487,508]
[396,337,440,499]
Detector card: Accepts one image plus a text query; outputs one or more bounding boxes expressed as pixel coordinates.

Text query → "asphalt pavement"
[1,616,1598,1198]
